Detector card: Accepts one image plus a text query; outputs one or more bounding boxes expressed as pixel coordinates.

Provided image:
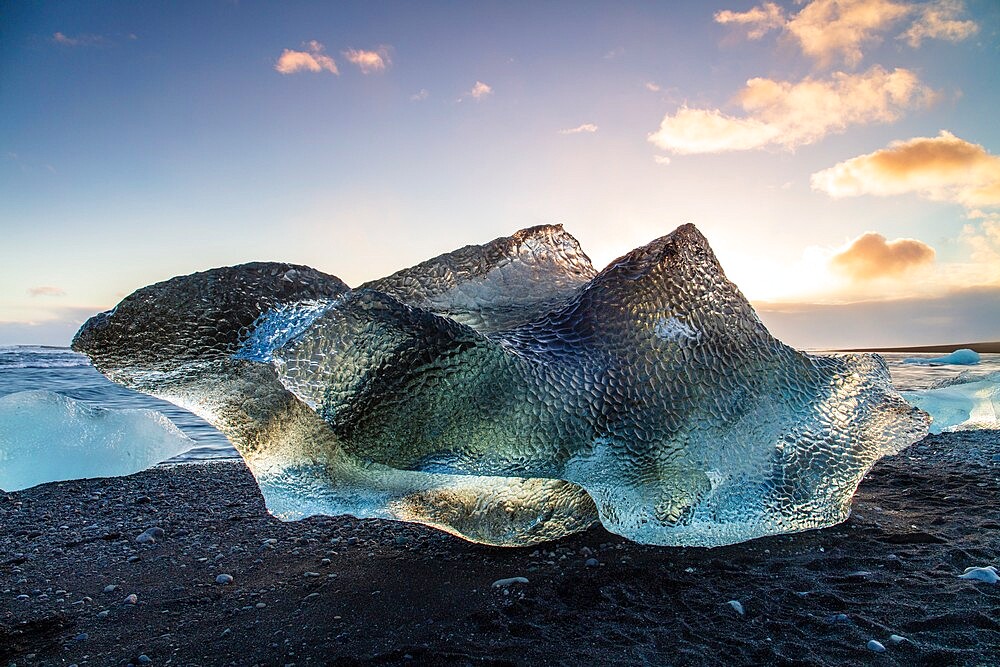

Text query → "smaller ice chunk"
[902,371,999,433]
[0,390,195,492]
[903,348,980,366]
[958,566,999,584]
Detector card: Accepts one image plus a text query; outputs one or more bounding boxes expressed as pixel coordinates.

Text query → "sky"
[2,0,999,349]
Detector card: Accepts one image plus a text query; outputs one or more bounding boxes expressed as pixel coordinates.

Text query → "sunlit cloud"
[466,81,493,101]
[811,131,1000,208]
[603,46,625,60]
[275,41,338,75]
[649,66,933,154]
[645,82,662,92]
[715,0,979,67]
[343,46,391,74]
[52,32,105,47]
[559,123,598,135]
[27,286,67,298]
[901,0,979,47]
[410,89,429,101]
[829,232,935,280]
[654,155,672,165]
[714,2,786,40]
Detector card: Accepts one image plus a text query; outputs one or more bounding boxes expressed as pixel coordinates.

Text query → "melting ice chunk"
[903,371,1000,433]
[0,390,195,491]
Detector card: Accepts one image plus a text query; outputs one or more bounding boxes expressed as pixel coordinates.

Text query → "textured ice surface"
[72,225,930,546]
[0,390,194,491]
[903,371,1000,433]
[904,349,981,366]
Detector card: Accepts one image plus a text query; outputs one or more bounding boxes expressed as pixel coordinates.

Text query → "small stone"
[216,574,234,585]
[585,558,599,567]
[321,559,331,565]
[256,602,266,608]
[727,600,745,616]
[492,577,529,588]
[867,640,886,653]
[221,628,232,638]
[137,655,152,664]
[889,634,909,644]
[103,584,117,593]
[303,572,320,578]
[97,610,109,619]
[135,527,165,544]
[123,593,138,605]
[394,536,408,545]
[347,537,358,545]
[127,555,140,563]
[15,594,29,600]
[74,632,88,641]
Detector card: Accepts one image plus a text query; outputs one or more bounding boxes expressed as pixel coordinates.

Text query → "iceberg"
[0,390,195,491]
[903,371,1000,433]
[69,224,930,546]
[903,348,981,366]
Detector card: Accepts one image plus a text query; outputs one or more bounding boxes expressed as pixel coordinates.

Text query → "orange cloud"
[811,131,1000,208]
[830,232,935,280]
[714,2,786,40]
[715,0,979,66]
[27,286,67,298]
[648,66,933,154]
[467,81,493,100]
[901,0,979,47]
[343,47,391,74]
[275,41,338,75]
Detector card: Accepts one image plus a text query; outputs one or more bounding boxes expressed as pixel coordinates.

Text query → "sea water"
[1,345,998,463]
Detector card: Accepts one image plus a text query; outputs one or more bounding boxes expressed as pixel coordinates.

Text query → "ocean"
[2,345,998,463]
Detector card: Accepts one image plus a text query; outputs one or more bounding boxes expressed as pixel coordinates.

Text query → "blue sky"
[2,1,999,348]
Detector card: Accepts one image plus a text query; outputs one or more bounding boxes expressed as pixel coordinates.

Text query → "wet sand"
[2,431,999,666]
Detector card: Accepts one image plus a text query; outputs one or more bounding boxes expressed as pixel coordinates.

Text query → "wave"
[0,346,91,369]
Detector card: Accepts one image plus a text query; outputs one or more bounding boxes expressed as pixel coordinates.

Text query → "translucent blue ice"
[904,349,981,366]
[0,390,195,491]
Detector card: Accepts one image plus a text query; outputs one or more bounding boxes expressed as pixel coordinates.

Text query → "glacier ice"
[903,348,980,366]
[70,224,930,547]
[903,371,1000,433]
[0,390,195,491]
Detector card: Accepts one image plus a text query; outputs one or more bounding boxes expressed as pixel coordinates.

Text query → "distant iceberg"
[904,348,980,366]
[67,224,930,547]
[0,390,195,491]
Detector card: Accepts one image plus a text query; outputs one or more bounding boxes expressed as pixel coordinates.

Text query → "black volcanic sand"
[2,432,999,667]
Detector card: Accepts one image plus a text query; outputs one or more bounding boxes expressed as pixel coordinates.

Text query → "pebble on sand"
[492,577,529,588]
[958,565,999,584]
[135,527,165,544]
[216,574,234,585]
[727,600,745,616]
[867,640,886,653]
[123,593,138,604]
[889,634,909,644]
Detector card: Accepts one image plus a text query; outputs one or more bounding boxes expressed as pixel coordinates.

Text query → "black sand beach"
[3,430,999,666]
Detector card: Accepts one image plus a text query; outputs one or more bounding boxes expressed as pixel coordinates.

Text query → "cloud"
[901,0,979,47]
[654,155,672,165]
[715,0,979,67]
[714,2,786,40]
[645,82,662,92]
[52,32,105,47]
[275,41,338,75]
[649,66,933,154]
[343,47,391,74]
[829,232,935,280]
[466,81,493,101]
[27,286,67,298]
[559,123,598,135]
[811,131,1000,208]
[603,47,625,60]
[410,89,430,101]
